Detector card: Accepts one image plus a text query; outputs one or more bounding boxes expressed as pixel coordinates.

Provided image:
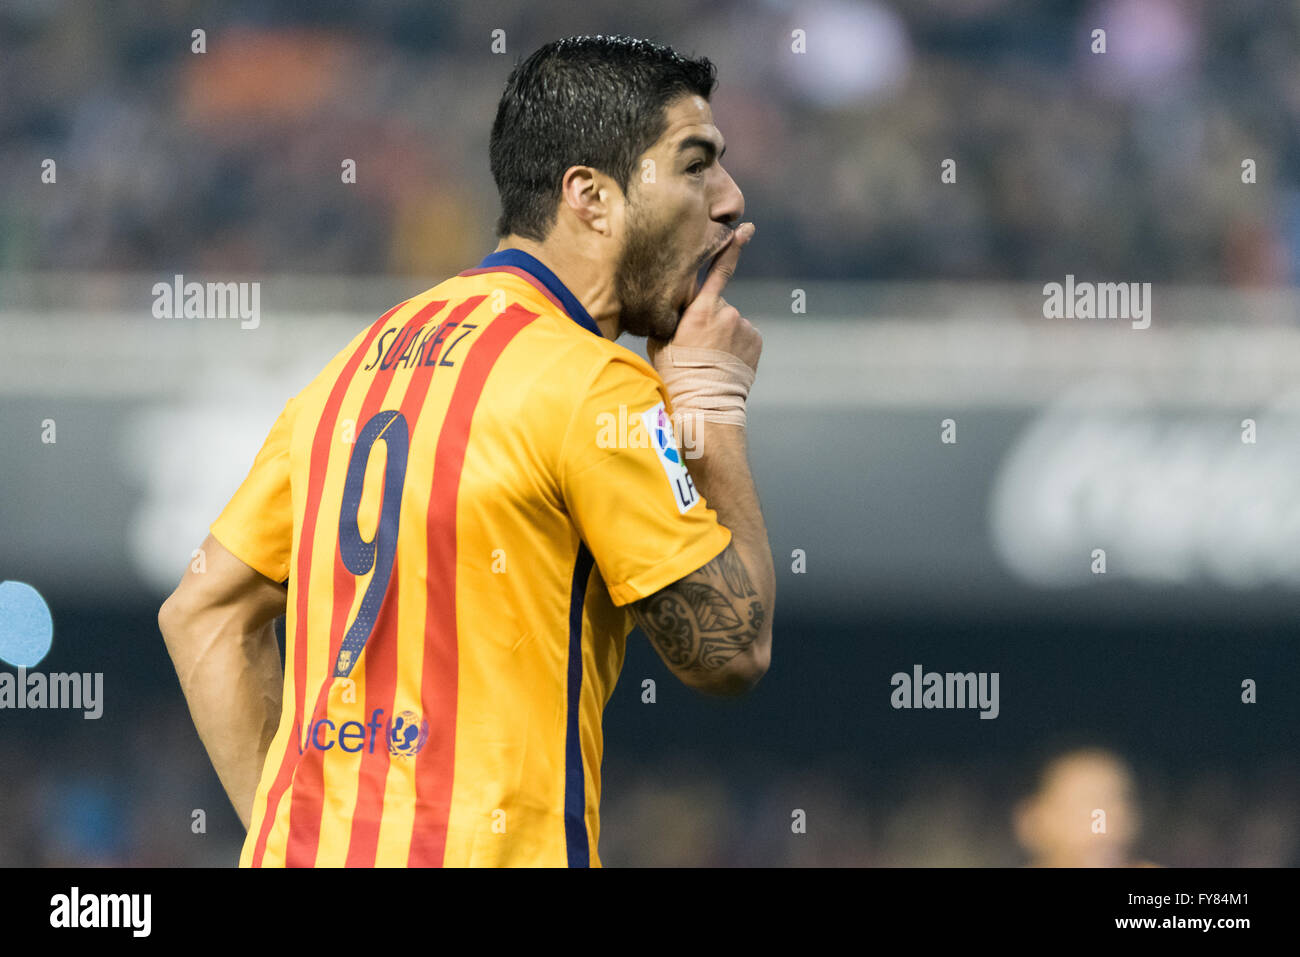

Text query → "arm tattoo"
[630,547,762,674]
[719,546,757,598]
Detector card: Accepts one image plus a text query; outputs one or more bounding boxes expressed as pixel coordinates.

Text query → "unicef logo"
[386,710,429,757]
[653,409,679,464]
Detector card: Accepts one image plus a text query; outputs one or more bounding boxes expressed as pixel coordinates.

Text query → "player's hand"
[648,221,760,373]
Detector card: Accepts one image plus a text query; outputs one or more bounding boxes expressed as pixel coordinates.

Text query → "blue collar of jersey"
[476,248,603,339]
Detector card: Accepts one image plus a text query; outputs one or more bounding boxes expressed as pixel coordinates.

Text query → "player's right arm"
[559,352,773,697]
[635,221,775,696]
[561,221,775,697]
[627,401,775,697]
[628,539,771,697]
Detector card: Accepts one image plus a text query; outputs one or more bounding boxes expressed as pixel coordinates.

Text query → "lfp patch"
[641,402,699,514]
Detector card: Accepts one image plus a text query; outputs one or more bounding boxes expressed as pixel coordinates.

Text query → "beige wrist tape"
[651,345,755,427]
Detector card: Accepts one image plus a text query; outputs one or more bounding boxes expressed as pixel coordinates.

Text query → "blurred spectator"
[2,709,1293,866]
[1013,747,1145,867]
[1,0,1297,285]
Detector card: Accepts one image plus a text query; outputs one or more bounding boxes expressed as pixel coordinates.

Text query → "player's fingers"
[695,222,755,304]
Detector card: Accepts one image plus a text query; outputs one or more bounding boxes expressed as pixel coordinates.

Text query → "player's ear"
[560,164,618,236]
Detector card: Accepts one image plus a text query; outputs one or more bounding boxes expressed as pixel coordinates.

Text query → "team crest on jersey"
[641,402,699,514]
[386,710,429,757]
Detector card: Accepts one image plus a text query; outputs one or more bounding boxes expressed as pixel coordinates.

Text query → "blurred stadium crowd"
[1,710,1294,866]
[1,0,1298,285]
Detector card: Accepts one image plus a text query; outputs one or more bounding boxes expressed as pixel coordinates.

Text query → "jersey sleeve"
[209,394,298,584]
[559,354,732,606]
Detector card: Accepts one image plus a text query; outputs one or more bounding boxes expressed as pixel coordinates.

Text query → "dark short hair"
[489,35,717,241]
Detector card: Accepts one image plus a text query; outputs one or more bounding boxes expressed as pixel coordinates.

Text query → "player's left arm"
[158,533,285,831]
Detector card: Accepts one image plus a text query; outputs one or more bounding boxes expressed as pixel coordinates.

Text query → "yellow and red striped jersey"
[210,248,731,867]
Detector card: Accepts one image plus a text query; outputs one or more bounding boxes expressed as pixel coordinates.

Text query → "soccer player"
[158,35,775,867]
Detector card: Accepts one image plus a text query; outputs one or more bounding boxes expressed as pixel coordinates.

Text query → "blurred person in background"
[1014,747,1155,868]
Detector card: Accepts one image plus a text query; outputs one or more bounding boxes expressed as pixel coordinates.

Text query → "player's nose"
[713,166,744,227]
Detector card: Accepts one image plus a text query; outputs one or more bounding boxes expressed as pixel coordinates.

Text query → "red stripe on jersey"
[343,296,486,867]
[406,301,541,867]
[283,298,454,868]
[250,301,407,868]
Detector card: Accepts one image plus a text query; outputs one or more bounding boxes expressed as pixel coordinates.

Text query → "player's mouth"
[686,230,736,303]
[696,229,735,272]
